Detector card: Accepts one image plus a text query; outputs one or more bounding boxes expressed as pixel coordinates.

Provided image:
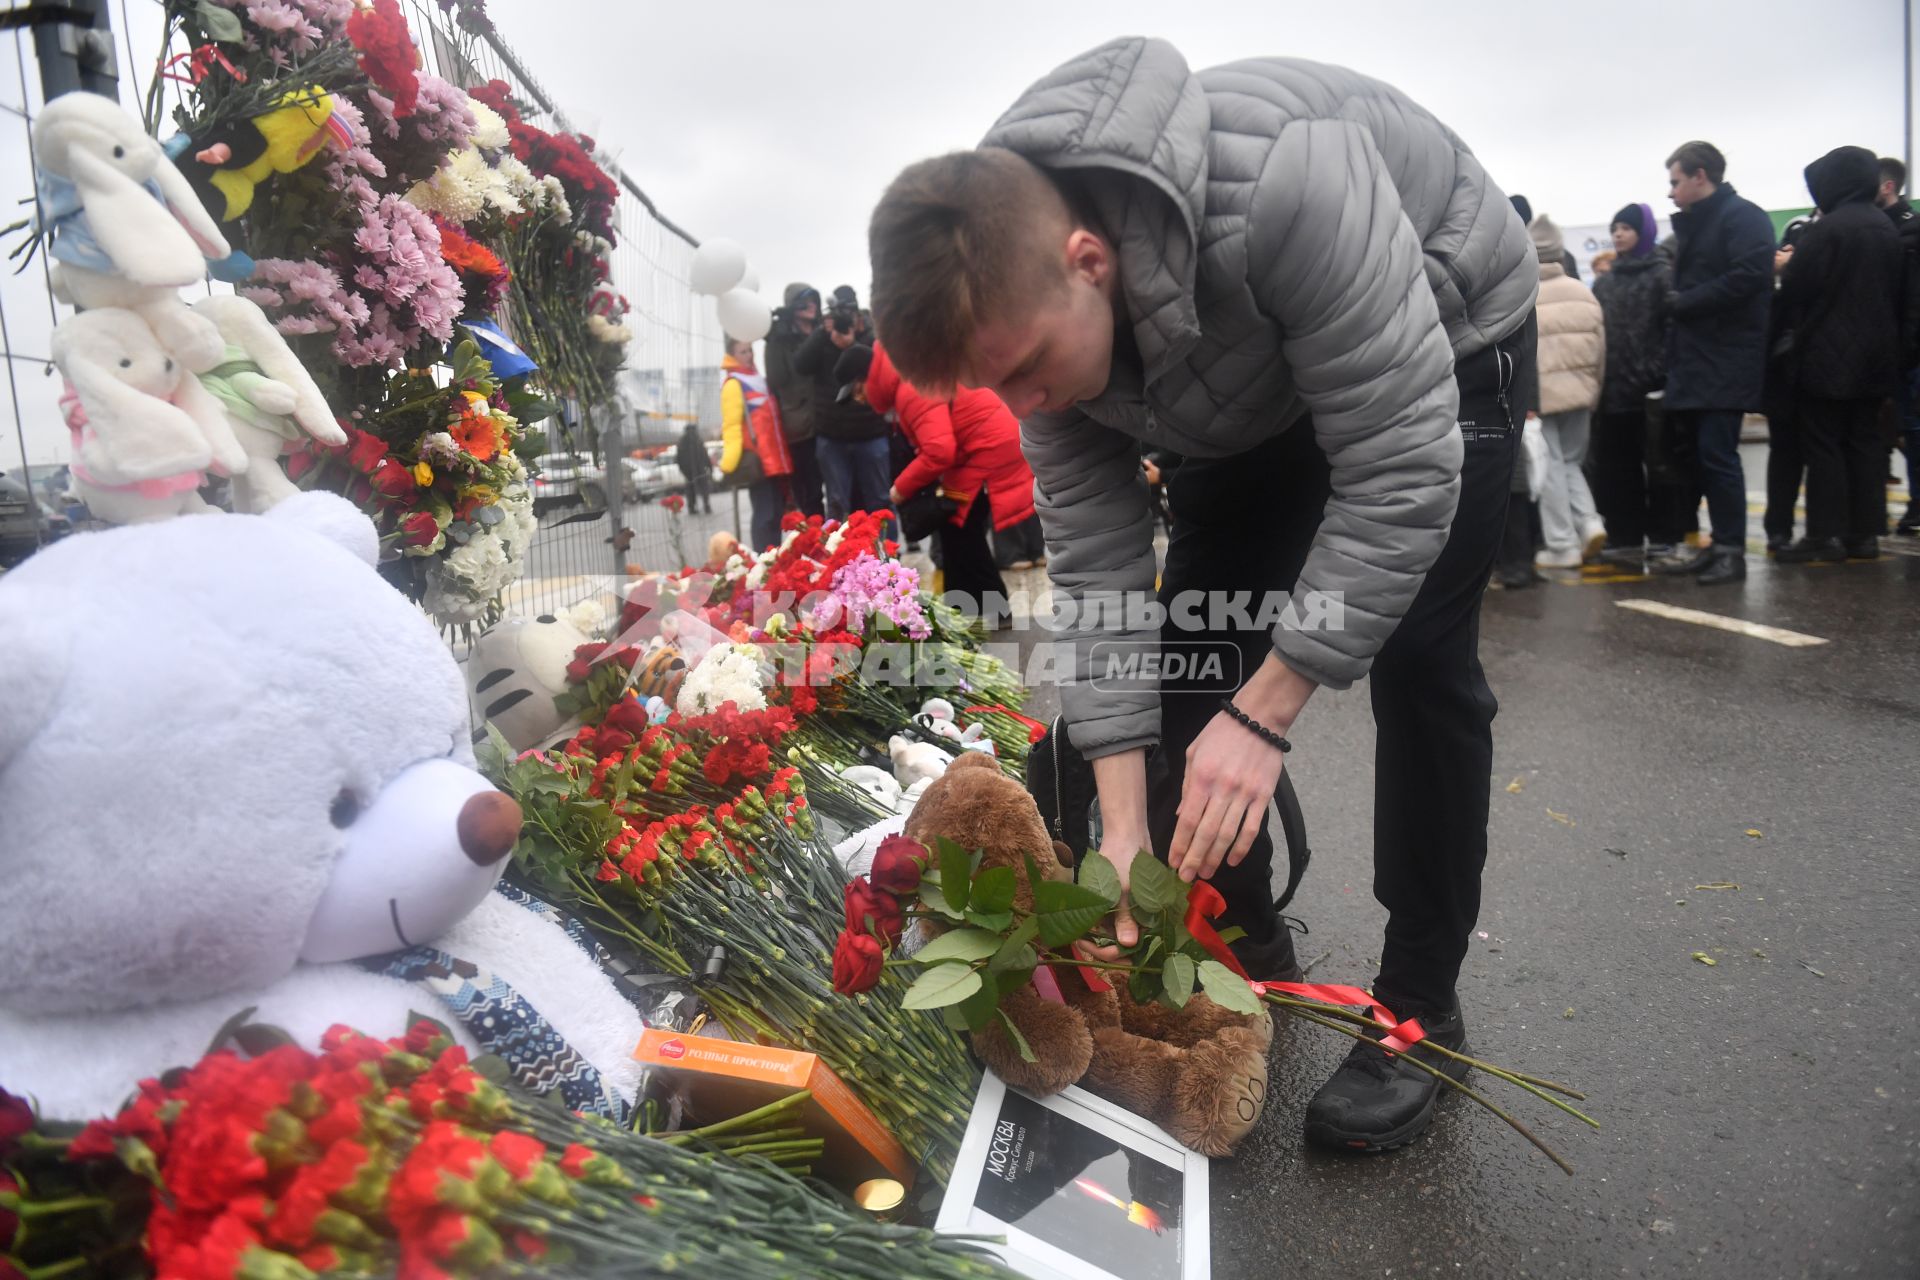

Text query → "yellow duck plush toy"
[181,86,342,222]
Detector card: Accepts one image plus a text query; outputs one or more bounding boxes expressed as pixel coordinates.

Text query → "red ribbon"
[962,704,1049,746]
[1182,880,1426,1055]
[161,44,247,87]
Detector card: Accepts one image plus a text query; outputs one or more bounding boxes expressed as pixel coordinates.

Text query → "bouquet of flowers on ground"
[0,1022,1017,1279]
[484,726,977,1179]
[837,836,1601,1175]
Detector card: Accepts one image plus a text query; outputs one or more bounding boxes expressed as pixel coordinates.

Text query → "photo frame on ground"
[936,1075,1211,1280]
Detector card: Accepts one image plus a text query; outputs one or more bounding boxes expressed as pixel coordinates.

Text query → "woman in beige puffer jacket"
[1529,215,1608,566]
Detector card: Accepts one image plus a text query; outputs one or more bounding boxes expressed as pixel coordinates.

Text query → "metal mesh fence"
[1,0,727,606]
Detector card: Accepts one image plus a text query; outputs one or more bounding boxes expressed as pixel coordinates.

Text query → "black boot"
[1304,1000,1469,1153]
[1695,546,1746,585]
[1228,913,1305,983]
[1773,536,1846,564]
[1844,537,1881,560]
[1896,509,1919,536]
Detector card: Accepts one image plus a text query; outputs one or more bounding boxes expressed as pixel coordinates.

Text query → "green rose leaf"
[955,981,1000,1032]
[1077,849,1123,909]
[912,928,1001,965]
[1032,878,1117,948]
[997,1009,1038,1063]
[901,963,985,1011]
[918,878,966,922]
[935,836,973,912]
[964,908,1014,933]
[971,865,1016,915]
[1162,953,1196,1009]
[989,918,1041,970]
[1197,958,1263,1015]
[1129,848,1186,919]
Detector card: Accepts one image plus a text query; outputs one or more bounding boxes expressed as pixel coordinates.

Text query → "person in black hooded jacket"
[1592,202,1677,560]
[1774,146,1906,562]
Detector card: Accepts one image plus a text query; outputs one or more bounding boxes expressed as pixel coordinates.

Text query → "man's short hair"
[868,148,1073,391]
[1666,141,1727,185]
[1880,156,1907,194]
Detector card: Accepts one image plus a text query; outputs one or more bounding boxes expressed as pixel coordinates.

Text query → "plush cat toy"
[0,493,646,1121]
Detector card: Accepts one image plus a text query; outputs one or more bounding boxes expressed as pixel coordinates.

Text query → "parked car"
[0,470,49,568]
[530,451,588,512]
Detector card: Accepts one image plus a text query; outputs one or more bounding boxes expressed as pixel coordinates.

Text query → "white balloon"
[738,264,760,294]
[716,288,772,342]
[689,238,747,297]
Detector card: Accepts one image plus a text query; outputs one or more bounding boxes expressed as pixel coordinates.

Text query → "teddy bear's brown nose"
[457,790,522,865]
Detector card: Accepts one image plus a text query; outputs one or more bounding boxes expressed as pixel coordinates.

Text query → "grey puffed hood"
[978,38,1538,755]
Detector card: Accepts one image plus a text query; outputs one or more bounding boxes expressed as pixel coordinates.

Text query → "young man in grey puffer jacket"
[870,37,1537,1154]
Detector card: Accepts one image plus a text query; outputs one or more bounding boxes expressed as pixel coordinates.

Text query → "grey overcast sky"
[504,0,1914,306]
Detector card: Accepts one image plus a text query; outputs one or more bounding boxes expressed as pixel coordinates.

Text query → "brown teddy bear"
[903,752,1272,1157]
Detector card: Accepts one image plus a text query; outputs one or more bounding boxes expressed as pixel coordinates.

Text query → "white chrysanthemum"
[424,467,538,625]
[467,98,510,150]
[676,643,769,716]
[538,176,572,222]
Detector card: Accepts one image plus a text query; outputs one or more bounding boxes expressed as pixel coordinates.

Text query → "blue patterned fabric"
[361,885,628,1122]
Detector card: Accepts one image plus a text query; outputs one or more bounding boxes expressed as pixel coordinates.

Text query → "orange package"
[633,1029,915,1190]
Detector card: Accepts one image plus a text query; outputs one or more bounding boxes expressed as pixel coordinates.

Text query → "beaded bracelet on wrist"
[1219,699,1291,753]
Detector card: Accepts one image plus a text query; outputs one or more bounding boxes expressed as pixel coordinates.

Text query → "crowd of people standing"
[710,280,1045,609]
[1495,140,1919,589]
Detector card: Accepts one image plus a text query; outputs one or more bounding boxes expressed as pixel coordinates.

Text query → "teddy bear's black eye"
[329,788,362,829]
[112,145,124,159]
[118,357,132,369]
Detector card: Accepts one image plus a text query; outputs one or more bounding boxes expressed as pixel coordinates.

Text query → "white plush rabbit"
[192,295,344,512]
[33,92,229,370]
[52,308,249,524]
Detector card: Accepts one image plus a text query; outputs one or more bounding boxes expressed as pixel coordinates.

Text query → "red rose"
[0,1088,30,1158]
[565,641,610,684]
[831,929,886,995]
[284,446,317,482]
[601,697,649,736]
[0,1171,17,1251]
[345,427,389,473]
[370,458,416,499]
[399,510,441,547]
[843,876,903,945]
[870,835,929,895]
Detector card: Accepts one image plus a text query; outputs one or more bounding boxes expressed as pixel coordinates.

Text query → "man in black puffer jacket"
[1655,141,1775,585]
[1774,146,1906,562]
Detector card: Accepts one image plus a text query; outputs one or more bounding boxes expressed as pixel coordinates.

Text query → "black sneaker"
[1303,1001,1469,1153]
[1896,510,1918,537]
[1652,544,1713,575]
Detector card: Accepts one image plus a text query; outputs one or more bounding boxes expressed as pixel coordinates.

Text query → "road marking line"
[1614,599,1829,647]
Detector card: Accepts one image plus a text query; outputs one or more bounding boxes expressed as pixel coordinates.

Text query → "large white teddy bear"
[0,493,645,1120]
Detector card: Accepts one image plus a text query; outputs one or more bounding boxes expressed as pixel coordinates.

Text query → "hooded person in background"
[675,422,712,515]
[764,283,826,517]
[1773,146,1905,562]
[1591,202,1677,563]
[1509,193,1582,281]
[1876,156,1920,536]
[1526,215,1607,568]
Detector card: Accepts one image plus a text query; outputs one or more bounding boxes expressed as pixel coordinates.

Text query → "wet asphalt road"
[1015,542,1917,1279]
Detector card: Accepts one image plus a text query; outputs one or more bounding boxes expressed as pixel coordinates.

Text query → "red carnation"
[843,876,903,945]
[565,641,610,684]
[830,929,886,995]
[870,835,929,895]
[347,0,421,116]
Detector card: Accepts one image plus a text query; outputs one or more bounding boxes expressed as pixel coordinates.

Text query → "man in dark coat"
[764,283,826,517]
[1876,156,1920,535]
[1773,147,1906,561]
[1654,141,1774,585]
